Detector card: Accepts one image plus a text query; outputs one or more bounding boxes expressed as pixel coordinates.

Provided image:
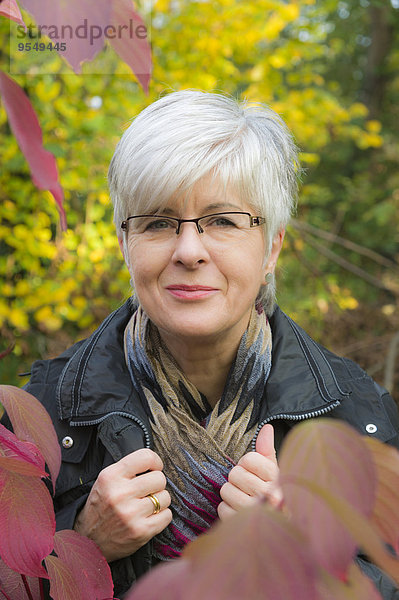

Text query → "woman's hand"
[217,424,282,520]
[74,448,172,562]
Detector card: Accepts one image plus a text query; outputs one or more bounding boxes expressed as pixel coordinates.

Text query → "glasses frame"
[120,212,266,235]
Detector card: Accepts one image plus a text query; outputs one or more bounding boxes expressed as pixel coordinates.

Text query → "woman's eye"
[146,219,174,230]
[209,217,236,227]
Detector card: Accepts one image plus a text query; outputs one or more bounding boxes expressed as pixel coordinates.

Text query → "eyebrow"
[159,202,243,215]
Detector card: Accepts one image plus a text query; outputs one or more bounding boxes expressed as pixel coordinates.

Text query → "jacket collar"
[57,300,351,424]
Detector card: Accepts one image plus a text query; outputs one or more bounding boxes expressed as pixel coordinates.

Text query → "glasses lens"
[199,213,251,238]
[128,216,177,236]
[127,212,257,242]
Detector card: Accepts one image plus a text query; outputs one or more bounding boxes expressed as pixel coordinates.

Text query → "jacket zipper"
[251,400,341,451]
[70,411,152,449]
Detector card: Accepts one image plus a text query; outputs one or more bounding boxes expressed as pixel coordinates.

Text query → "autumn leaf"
[0,471,54,577]
[109,0,152,92]
[128,505,319,600]
[125,560,190,600]
[0,559,42,600]
[44,555,84,600]
[52,530,114,600]
[0,72,66,230]
[0,0,25,26]
[0,424,47,477]
[19,0,111,72]
[0,386,61,492]
[18,0,151,91]
[279,419,376,580]
[317,563,382,600]
[364,437,399,553]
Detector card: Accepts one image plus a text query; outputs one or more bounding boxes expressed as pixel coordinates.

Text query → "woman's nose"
[171,221,211,267]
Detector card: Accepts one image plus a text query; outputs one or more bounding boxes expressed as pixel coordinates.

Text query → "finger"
[143,489,171,517]
[236,453,279,481]
[255,424,277,462]
[110,449,164,479]
[228,465,277,497]
[145,507,173,534]
[131,470,167,497]
[221,478,268,509]
[217,500,236,521]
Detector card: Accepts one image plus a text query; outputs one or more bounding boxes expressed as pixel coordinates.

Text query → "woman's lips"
[166,285,218,299]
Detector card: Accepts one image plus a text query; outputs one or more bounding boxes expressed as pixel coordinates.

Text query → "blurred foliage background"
[1,0,398,400]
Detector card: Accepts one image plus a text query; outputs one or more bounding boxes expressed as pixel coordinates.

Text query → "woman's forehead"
[147,176,257,216]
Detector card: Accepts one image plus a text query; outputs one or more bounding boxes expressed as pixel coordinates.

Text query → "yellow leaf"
[263,14,286,40]
[269,54,287,69]
[337,296,359,310]
[299,152,320,166]
[99,192,109,205]
[34,306,63,331]
[349,102,368,118]
[279,3,300,21]
[366,120,382,134]
[9,307,29,330]
[72,296,87,310]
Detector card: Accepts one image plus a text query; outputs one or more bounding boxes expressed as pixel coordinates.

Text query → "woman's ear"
[118,236,125,260]
[264,229,285,276]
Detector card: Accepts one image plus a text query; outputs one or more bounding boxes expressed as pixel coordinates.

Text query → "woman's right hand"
[74,448,172,562]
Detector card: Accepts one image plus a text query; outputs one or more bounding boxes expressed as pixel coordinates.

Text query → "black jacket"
[13,300,399,597]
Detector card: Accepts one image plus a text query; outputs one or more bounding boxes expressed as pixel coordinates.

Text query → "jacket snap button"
[365,424,377,434]
[62,436,74,448]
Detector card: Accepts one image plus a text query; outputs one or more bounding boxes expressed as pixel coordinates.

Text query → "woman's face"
[121,177,283,347]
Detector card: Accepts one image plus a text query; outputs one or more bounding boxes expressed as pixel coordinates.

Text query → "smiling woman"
[8,90,399,599]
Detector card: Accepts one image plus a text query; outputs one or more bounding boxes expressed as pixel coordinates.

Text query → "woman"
[21,91,399,597]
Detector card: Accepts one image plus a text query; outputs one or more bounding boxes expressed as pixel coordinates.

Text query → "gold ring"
[147,493,161,515]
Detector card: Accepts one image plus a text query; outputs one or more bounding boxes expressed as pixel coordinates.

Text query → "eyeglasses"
[120,212,265,241]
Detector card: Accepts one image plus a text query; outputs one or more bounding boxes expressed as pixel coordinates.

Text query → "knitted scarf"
[124,304,272,561]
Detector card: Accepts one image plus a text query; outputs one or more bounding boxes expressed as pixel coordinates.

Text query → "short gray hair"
[108,90,299,312]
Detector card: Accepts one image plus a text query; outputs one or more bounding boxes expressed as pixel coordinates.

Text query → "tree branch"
[290,219,399,272]
[301,234,395,292]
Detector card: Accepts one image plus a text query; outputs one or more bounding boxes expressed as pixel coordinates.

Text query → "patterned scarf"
[124,304,272,561]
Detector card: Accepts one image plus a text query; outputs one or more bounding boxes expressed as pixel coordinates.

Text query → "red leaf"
[19,0,151,91]
[0,0,26,26]
[287,474,399,586]
[0,424,47,477]
[125,560,190,600]
[44,556,83,600]
[19,0,111,72]
[0,386,61,491]
[0,72,66,230]
[109,0,152,92]
[0,559,41,600]
[279,419,376,580]
[0,471,54,577]
[129,505,319,600]
[52,530,114,599]
[317,563,383,600]
[365,437,399,553]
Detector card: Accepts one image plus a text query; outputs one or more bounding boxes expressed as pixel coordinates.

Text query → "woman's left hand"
[217,424,282,520]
